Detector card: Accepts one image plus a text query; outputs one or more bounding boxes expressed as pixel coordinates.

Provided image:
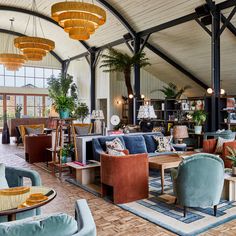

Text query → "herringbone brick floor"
[0,140,236,235]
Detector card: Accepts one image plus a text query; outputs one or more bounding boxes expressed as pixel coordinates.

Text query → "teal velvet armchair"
[171,153,224,217]
[0,199,96,236]
[0,166,41,222]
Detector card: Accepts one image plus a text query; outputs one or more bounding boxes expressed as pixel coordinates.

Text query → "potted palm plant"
[226,146,236,176]
[100,48,150,123]
[47,73,78,119]
[192,110,207,134]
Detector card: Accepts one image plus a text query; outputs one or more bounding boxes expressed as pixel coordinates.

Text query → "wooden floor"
[1,140,236,236]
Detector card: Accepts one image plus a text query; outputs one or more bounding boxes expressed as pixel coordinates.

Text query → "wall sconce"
[128,94,145,99]
[207,88,225,95]
[128,94,134,99]
[116,100,122,105]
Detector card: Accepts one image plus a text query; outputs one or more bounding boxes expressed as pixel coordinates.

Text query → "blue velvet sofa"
[0,199,96,236]
[0,166,41,223]
[92,132,174,161]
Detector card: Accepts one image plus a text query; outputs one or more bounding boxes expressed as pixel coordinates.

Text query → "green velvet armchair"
[171,153,224,217]
[0,166,41,222]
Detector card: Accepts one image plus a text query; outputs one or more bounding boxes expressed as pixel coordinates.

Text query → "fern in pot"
[226,146,236,176]
[192,110,207,134]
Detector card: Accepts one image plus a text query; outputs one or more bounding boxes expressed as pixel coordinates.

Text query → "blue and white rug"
[119,172,236,236]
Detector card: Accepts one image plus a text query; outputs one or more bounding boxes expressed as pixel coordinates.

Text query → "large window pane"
[35,106,43,117]
[35,96,43,106]
[0,76,4,86]
[25,67,34,77]
[0,65,4,75]
[7,95,15,107]
[27,96,34,106]
[35,67,44,77]
[5,68,14,76]
[16,67,25,77]
[5,76,15,87]
[46,96,52,107]
[15,77,25,87]
[26,77,35,86]
[35,78,44,88]
[52,69,61,78]
[27,107,35,117]
[44,68,53,79]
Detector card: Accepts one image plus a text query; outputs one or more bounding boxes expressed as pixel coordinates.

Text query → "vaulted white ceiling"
[0,0,235,95]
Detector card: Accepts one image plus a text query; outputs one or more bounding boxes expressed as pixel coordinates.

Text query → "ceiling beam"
[0,5,90,51]
[0,28,63,64]
[221,13,236,36]
[146,42,209,89]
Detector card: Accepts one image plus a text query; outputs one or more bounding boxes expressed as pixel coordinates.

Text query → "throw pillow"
[154,136,173,152]
[215,137,234,153]
[0,163,9,189]
[107,148,126,156]
[106,137,125,151]
[25,127,43,136]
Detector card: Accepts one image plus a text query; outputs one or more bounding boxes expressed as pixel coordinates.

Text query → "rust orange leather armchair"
[100,153,149,204]
[203,139,236,168]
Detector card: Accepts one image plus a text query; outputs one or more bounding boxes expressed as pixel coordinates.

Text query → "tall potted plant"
[47,73,78,119]
[15,104,22,119]
[192,110,207,134]
[151,82,191,99]
[100,48,150,123]
[75,102,89,123]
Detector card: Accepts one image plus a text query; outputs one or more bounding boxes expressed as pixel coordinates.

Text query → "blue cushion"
[148,152,174,157]
[98,136,125,152]
[143,133,162,153]
[123,135,147,154]
[0,164,8,189]
[0,213,78,236]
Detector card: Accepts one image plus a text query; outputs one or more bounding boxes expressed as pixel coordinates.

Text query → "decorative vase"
[15,112,21,119]
[194,125,202,134]
[59,109,70,119]
[140,120,153,132]
[232,167,236,176]
[2,121,10,144]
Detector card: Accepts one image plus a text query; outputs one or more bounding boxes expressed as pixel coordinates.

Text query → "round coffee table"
[0,186,56,221]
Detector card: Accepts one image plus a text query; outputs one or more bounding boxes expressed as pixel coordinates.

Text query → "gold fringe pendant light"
[14,0,55,61]
[0,19,27,71]
[51,1,106,40]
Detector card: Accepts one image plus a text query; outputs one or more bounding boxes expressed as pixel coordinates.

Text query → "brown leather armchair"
[100,153,149,204]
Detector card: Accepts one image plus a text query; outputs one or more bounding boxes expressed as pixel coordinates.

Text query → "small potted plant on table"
[192,110,207,134]
[226,146,236,176]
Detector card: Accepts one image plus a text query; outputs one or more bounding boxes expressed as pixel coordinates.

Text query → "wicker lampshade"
[51,1,106,40]
[173,125,189,139]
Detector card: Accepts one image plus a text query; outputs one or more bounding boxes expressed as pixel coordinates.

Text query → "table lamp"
[173,125,189,144]
[137,105,157,132]
[91,110,104,134]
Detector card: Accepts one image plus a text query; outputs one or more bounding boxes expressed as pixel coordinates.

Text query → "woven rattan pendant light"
[14,0,55,61]
[51,1,106,40]
[0,19,27,71]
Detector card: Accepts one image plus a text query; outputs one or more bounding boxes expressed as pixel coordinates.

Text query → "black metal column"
[90,51,96,112]
[133,37,141,125]
[210,5,221,131]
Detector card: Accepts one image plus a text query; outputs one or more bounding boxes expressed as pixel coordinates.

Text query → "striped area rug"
[119,172,236,236]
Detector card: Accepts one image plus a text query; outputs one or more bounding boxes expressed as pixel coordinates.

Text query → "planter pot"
[15,112,21,119]
[194,125,202,134]
[2,122,10,144]
[140,120,153,132]
[59,110,70,119]
[232,167,236,176]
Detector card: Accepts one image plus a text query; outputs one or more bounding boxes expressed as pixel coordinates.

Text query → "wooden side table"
[66,162,100,185]
[222,176,236,201]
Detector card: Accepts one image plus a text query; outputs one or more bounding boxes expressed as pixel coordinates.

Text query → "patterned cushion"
[106,137,125,151]
[25,127,44,135]
[215,137,234,154]
[107,148,126,156]
[154,136,173,152]
[0,163,8,189]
